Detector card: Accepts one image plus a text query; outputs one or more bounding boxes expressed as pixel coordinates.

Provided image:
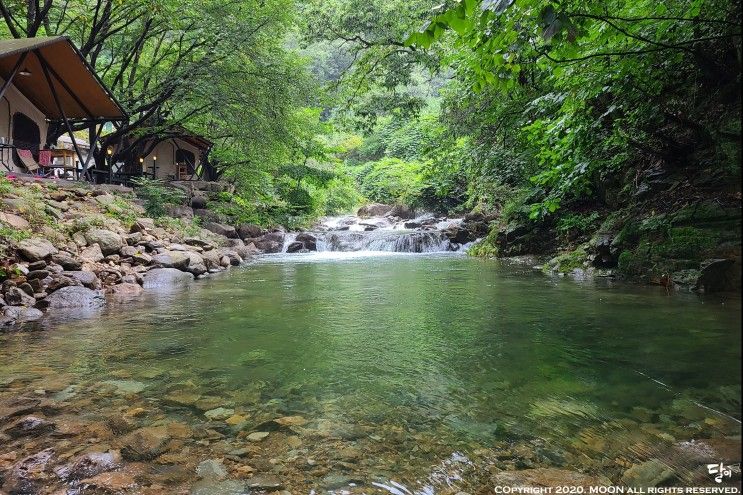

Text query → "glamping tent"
[0,36,126,178]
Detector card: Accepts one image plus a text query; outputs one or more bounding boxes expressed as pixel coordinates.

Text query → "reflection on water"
[0,253,740,492]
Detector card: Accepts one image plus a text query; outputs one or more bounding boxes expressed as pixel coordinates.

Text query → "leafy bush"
[132,177,185,218]
[556,212,601,239]
[355,157,424,206]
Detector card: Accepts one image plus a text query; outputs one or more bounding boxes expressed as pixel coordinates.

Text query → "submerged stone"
[622,459,675,488]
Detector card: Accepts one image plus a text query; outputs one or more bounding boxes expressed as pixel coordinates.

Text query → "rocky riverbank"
[0,177,294,329]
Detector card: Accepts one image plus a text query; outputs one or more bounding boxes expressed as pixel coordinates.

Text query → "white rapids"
[282,214,476,254]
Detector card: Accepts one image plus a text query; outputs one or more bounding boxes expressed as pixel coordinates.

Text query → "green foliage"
[354,157,425,206]
[654,227,717,259]
[132,178,186,218]
[556,212,601,238]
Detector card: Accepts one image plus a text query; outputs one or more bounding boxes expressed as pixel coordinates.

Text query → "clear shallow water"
[0,253,740,492]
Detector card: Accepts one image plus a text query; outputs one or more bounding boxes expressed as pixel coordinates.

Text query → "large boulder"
[357,203,391,218]
[142,268,194,289]
[697,258,739,292]
[151,251,191,270]
[65,271,100,289]
[40,286,105,309]
[3,306,44,324]
[0,211,30,229]
[80,244,104,262]
[388,204,415,219]
[191,195,208,209]
[204,222,238,238]
[17,238,58,261]
[237,223,263,240]
[184,252,208,276]
[84,229,124,255]
[108,283,144,301]
[295,233,317,251]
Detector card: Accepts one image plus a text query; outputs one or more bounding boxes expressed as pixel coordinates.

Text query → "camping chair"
[16,149,52,177]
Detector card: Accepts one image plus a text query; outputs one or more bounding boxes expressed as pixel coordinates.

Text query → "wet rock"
[190,479,247,495]
[196,459,228,480]
[204,222,238,238]
[3,287,36,307]
[109,282,144,301]
[4,415,55,438]
[246,474,283,490]
[622,459,675,488]
[286,241,304,253]
[84,229,124,255]
[152,251,191,270]
[163,390,202,407]
[81,470,137,492]
[204,407,235,421]
[16,238,58,261]
[295,233,317,251]
[40,286,105,309]
[55,451,121,480]
[237,223,263,240]
[185,252,208,276]
[357,203,391,218]
[388,204,415,219]
[142,268,194,289]
[2,306,43,324]
[103,380,147,394]
[322,473,355,489]
[246,431,270,442]
[492,468,610,488]
[1,448,55,494]
[120,426,171,460]
[697,259,738,292]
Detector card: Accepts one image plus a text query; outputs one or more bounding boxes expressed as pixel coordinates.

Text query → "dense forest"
[1,0,741,281]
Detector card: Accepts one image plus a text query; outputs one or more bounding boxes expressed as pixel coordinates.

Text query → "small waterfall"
[282,213,464,254]
[319,230,452,253]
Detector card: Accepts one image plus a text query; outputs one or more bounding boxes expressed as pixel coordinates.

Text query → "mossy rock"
[545,245,589,274]
[654,227,718,259]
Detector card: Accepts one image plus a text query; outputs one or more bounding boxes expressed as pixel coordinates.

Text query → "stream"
[0,244,740,492]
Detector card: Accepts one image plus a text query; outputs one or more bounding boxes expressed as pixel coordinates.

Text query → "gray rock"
[17,238,58,261]
[184,252,207,276]
[357,203,391,218]
[237,223,263,240]
[80,243,104,262]
[245,474,283,490]
[196,459,228,480]
[3,306,43,323]
[142,268,195,289]
[286,241,304,253]
[3,287,36,307]
[41,286,105,309]
[295,233,317,251]
[51,253,82,271]
[65,271,99,288]
[204,222,238,238]
[84,229,124,255]
[152,250,191,270]
[131,218,155,232]
[388,204,415,219]
[102,380,147,394]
